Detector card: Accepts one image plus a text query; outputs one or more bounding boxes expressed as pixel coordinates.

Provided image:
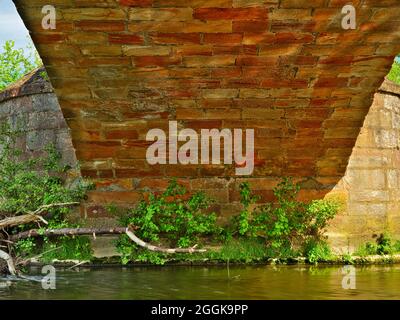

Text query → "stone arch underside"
[13,0,400,249]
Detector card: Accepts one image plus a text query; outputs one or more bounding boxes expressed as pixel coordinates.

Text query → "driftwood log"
[125,228,206,254]
[0,202,79,229]
[9,226,206,254]
[1,227,206,274]
[0,201,207,275]
[0,249,16,275]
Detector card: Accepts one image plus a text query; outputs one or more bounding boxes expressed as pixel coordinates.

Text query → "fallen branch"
[0,214,45,230]
[125,227,206,254]
[30,202,80,216]
[1,225,206,275]
[10,226,207,254]
[0,249,16,275]
[0,202,79,229]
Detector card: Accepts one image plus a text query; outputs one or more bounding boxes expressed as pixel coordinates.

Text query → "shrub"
[40,236,93,262]
[303,239,333,264]
[115,180,222,264]
[0,40,42,90]
[0,123,90,219]
[376,233,393,255]
[235,181,260,237]
[355,234,400,257]
[234,178,340,251]
[113,178,340,264]
[394,240,400,253]
[0,123,93,261]
[355,242,377,257]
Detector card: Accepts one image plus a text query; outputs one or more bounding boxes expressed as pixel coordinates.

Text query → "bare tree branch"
[0,249,16,275]
[0,214,45,229]
[125,227,206,254]
[30,202,79,215]
[1,223,206,274]
[0,202,79,229]
[10,226,207,253]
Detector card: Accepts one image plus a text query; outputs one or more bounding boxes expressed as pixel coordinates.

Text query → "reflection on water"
[0,265,399,300]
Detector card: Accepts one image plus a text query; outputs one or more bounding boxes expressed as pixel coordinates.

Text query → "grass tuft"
[387,61,400,85]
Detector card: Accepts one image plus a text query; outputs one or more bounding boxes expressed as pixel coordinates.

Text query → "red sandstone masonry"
[193,8,268,20]
[119,0,153,6]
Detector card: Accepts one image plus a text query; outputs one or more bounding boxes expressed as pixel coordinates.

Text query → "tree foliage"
[0,123,94,265]
[0,123,90,219]
[0,40,42,90]
[116,180,221,264]
[388,61,400,85]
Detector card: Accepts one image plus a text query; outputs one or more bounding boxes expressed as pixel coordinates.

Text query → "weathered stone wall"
[0,68,77,167]
[327,80,400,252]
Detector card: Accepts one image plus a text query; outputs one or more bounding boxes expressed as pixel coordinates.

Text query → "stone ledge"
[0,67,53,103]
[380,78,400,97]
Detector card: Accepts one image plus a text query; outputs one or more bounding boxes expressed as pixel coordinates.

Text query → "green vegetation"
[115,178,340,265]
[15,236,93,262]
[387,61,400,85]
[0,124,89,215]
[232,178,339,252]
[340,253,354,265]
[212,238,272,263]
[0,123,93,261]
[115,180,222,264]
[0,40,42,90]
[355,233,400,257]
[211,238,297,263]
[303,239,333,264]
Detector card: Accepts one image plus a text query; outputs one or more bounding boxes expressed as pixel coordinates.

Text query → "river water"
[0,265,399,299]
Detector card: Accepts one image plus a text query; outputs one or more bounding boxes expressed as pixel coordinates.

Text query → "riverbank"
[27,253,400,268]
[21,230,400,268]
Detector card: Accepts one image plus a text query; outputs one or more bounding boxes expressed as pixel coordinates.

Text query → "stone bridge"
[12,0,400,250]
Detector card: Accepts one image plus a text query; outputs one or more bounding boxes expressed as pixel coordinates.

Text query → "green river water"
[0,265,399,299]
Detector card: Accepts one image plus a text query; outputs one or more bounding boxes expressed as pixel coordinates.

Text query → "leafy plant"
[303,239,333,264]
[0,40,42,90]
[377,233,394,255]
[40,236,93,262]
[355,242,377,257]
[0,123,90,222]
[341,253,354,264]
[211,238,269,263]
[355,233,400,257]
[394,240,400,253]
[235,182,260,237]
[14,238,36,256]
[387,61,400,85]
[0,123,93,261]
[233,178,339,252]
[210,238,297,263]
[116,180,222,264]
[15,235,93,262]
